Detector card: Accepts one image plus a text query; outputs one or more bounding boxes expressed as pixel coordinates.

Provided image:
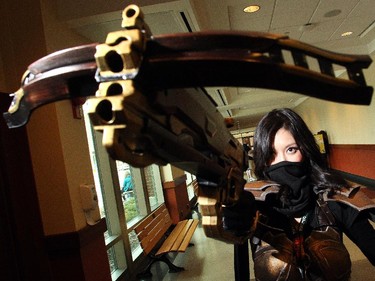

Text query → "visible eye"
[286,146,300,154]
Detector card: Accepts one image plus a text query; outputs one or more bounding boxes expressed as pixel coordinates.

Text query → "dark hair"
[253,108,346,190]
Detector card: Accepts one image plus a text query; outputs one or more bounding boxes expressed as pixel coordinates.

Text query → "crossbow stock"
[3,5,373,243]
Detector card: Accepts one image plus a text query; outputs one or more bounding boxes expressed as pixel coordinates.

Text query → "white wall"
[295,55,375,145]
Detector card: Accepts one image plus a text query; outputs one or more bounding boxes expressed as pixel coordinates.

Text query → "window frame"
[83,110,166,279]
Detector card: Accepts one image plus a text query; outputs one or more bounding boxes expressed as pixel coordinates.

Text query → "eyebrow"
[286,143,300,150]
[287,143,299,147]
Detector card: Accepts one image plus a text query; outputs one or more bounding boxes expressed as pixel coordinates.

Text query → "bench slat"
[156,219,198,256]
[143,220,170,255]
[134,203,198,257]
[178,219,199,251]
[171,219,198,252]
[158,220,187,253]
[170,220,193,252]
[135,204,167,233]
[138,208,173,255]
[137,209,170,241]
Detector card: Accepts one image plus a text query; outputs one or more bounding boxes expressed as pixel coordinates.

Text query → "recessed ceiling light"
[341,31,353,37]
[244,5,260,13]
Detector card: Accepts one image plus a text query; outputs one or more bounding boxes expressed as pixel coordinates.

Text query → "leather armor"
[244,180,375,281]
[250,202,351,281]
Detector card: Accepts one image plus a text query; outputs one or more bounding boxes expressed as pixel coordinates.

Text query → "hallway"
[140,211,375,281]
[139,212,247,281]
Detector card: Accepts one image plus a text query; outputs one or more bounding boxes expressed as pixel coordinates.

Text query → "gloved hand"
[222,191,256,237]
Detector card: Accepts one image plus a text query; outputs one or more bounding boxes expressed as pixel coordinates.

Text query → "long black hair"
[253,108,346,190]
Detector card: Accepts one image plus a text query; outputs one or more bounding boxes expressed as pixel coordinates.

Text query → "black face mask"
[265,161,312,217]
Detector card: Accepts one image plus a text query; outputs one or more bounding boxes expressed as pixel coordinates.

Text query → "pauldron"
[244,180,281,201]
[322,184,375,213]
[245,180,375,214]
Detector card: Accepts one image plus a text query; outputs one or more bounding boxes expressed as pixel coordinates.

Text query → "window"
[185,171,196,201]
[83,107,165,279]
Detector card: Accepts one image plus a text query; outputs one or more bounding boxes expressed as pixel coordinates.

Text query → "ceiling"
[63,0,375,132]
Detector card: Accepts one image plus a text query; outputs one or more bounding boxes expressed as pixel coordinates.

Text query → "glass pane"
[116,161,149,229]
[116,161,135,201]
[128,230,143,260]
[107,245,117,273]
[107,241,127,274]
[185,171,196,200]
[83,111,106,219]
[144,165,164,210]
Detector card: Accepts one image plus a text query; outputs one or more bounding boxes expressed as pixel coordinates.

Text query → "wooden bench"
[134,203,199,278]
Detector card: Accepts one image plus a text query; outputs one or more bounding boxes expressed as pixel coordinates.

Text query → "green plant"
[124,197,138,221]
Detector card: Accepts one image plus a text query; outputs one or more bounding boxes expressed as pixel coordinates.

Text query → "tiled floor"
[141,212,375,281]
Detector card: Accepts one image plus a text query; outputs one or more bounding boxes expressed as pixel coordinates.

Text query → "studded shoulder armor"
[244,180,280,201]
[323,184,375,211]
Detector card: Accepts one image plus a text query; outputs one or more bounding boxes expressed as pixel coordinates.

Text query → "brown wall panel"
[329,145,375,180]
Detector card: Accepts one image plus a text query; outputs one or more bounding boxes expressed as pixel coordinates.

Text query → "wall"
[0,0,95,237]
[0,0,46,93]
[32,0,94,235]
[161,164,186,182]
[295,54,375,179]
[0,0,111,280]
[329,145,375,180]
[295,55,375,144]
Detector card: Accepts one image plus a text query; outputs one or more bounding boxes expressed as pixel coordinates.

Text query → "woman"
[245,108,375,280]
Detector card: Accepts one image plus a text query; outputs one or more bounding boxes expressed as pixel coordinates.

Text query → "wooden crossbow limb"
[3,4,373,244]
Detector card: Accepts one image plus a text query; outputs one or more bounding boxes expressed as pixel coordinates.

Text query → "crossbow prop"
[3,5,373,244]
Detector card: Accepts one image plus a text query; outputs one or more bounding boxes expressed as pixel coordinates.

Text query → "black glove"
[222,191,256,237]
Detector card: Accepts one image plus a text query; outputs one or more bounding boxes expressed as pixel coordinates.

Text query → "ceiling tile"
[228,3,273,31]
[330,16,374,40]
[145,11,190,34]
[271,0,320,29]
[270,25,304,40]
[310,0,359,22]
[72,19,122,42]
[347,0,373,18]
[300,19,343,43]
